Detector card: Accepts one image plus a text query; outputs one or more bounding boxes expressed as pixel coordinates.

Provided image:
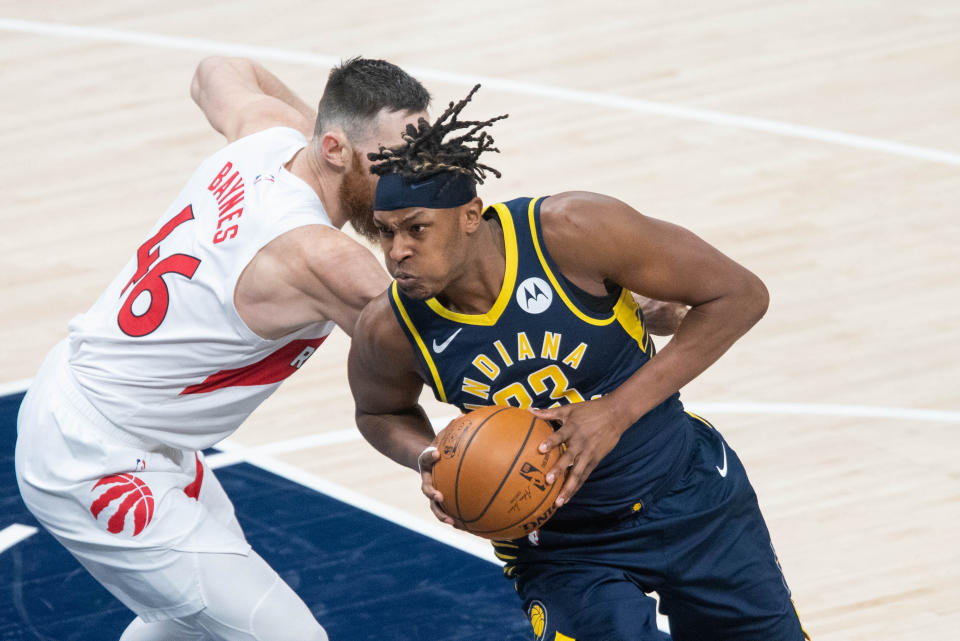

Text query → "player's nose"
[389,234,414,263]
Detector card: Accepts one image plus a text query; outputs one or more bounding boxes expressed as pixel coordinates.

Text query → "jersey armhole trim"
[391,282,448,403]
[613,290,650,354]
[529,198,618,327]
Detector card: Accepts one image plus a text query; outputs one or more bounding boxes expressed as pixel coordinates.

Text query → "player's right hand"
[417,445,458,527]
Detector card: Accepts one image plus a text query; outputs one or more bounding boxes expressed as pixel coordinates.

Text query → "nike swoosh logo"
[432,328,462,354]
[716,442,728,478]
[410,179,435,190]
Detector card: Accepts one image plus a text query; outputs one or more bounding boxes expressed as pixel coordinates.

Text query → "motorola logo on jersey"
[89,473,155,536]
[516,277,552,314]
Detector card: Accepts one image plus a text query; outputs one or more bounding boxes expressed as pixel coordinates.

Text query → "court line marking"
[0,379,32,397]
[203,428,367,468]
[205,441,671,634]
[687,401,960,424]
[4,380,959,565]
[205,399,960,568]
[0,18,943,632]
[202,396,960,469]
[0,524,38,554]
[4,377,959,425]
[207,438,501,565]
[1,17,958,166]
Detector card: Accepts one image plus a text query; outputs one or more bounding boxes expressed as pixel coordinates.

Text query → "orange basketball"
[432,406,565,540]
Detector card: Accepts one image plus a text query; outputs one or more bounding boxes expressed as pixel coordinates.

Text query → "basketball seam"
[460,412,537,527]
[466,471,560,535]
[453,407,512,524]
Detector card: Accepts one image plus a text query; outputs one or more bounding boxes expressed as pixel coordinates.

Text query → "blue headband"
[374,171,477,211]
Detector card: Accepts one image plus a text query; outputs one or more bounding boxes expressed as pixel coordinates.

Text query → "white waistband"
[50,342,162,450]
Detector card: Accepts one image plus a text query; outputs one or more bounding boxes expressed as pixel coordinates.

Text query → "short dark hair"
[315,57,431,141]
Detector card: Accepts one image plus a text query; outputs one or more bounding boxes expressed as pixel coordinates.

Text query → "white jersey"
[67,127,335,451]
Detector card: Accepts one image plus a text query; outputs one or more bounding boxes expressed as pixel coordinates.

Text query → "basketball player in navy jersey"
[347,87,809,641]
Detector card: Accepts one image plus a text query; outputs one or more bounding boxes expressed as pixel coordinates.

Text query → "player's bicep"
[308,247,391,337]
[292,233,391,337]
[548,193,760,307]
[611,214,749,305]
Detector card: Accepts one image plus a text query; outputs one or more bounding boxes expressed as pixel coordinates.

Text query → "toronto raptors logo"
[90,473,155,536]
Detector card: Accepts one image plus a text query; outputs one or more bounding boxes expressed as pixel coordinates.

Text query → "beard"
[338,151,379,241]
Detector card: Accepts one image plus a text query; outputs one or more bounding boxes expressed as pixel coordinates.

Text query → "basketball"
[431,406,565,540]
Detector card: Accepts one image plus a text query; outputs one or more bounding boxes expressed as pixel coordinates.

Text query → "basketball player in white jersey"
[14,56,430,641]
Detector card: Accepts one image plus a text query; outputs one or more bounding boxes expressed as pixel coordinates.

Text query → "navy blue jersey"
[389,196,695,523]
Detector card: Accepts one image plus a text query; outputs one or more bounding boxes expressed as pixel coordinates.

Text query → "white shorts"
[15,341,252,622]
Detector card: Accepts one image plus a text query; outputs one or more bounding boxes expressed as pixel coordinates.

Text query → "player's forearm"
[610,276,768,424]
[247,60,316,124]
[191,57,316,135]
[355,406,436,471]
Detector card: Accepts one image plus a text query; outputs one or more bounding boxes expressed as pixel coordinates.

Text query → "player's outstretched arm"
[532,191,769,505]
[234,227,391,339]
[348,294,457,525]
[191,56,316,142]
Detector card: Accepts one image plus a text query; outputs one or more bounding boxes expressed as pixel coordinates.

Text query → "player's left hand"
[531,398,633,507]
[417,445,460,527]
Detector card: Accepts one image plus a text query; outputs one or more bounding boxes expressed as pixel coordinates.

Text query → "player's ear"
[318,129,350,169]
[461,197,485,234]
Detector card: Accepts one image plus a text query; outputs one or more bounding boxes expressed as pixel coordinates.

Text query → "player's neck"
[285,146,348,228]
[437,218,506,315]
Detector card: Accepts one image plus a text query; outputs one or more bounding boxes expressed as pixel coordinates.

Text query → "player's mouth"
[395,272,435,299]
[394,272,418,288]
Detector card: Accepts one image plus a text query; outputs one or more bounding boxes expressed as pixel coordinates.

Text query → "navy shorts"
[499,415,809,641]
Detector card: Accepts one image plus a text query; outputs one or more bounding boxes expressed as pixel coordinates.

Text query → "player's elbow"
[354,408,384,444]
[740,271,770,324]
[190,65,202,105]
[191,56,248,103]
[191,56,221,104]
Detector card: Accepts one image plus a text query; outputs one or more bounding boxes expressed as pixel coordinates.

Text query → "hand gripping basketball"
[531,397,633,509]
[417,444,458,526]
[417,446,438,475]
[430,406,566,540]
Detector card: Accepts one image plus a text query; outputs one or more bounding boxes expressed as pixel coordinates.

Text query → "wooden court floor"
[1,2,958,639]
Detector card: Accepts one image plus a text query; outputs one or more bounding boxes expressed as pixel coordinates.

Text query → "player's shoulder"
[539,191,630,225]
[538,191,629,246]
[353,286,409,353]
[356,288,395,329]
[200,126,306,182]
[223,125,306,154]
[236,100,312,142]
[536,192,646,280]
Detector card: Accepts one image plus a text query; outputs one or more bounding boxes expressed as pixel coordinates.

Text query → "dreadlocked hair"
[368,84,507,185]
